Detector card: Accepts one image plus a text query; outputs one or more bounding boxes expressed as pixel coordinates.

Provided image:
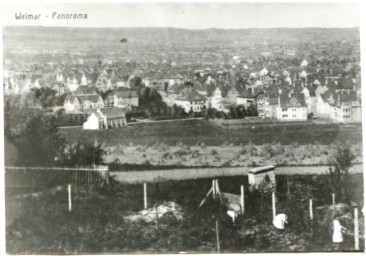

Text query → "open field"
[59,119,362,146]
[103,142,363,168]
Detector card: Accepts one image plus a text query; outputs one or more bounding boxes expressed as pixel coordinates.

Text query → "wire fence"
[5,166,109,188]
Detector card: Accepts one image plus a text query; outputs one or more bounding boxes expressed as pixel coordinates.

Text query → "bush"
[221,141,230,147]
[238,147,247,155]
[210,149,218,156]
[248,160,257,167]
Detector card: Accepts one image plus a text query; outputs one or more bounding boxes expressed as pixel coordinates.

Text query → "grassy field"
[59,119,362,147]
[102,142,363,168]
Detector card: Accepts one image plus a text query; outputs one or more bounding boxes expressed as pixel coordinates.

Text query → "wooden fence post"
[216,220,220,253]
[355,207,359,250]
[240,185,245,214]
[272,191,276,221]
[212,180,216,199]
[144,183,148,210]
[309,198,313,220]
[287,177,291,200]
[68,184,72,212]
[332,193,335,216]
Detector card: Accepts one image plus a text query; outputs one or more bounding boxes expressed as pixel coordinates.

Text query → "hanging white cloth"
[273,214,287,229]
[333,219,343,243]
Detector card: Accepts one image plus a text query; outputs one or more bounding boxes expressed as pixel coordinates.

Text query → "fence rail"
[5,166,109,188]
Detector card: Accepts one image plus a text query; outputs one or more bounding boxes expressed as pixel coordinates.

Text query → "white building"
[277,93,307,121]
[83,108,127,130]
[174,90,207,113]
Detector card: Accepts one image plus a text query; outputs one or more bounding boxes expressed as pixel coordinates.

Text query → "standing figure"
[333,218,347,250]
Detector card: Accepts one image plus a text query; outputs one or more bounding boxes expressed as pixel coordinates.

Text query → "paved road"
[111,164,363,184]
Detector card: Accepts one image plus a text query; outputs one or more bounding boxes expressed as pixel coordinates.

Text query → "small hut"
[248,165,276,188]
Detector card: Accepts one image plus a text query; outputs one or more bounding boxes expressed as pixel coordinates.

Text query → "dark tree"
[247,104,258,117]
[328,145,355,203]
[56,142,105,167]
[13,113,64,166]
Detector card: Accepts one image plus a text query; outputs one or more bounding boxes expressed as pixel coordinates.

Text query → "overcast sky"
[2,2,360,29]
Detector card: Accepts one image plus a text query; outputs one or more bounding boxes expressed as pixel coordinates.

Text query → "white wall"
[83,113,100,130]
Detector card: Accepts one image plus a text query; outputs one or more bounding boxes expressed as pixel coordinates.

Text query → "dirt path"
[111,164,363,184]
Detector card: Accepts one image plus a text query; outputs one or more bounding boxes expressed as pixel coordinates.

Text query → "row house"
[110,90,139,110]
[331,92,361,123]
[83,107,127,130]
[261,96,279,119]
[173,90,207,113]
[256,94,266,118]
[146,74,185,91]
[207,86,235,113]
[317,90,361,123]
[95,70,115,92]
[64,94,104,113]
[237,90,256,109]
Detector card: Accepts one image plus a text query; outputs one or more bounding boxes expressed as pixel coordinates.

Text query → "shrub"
[158,143,170,152]
[176,141,184,147]
[151,142,160,150]
[248,160,257,167]
[199,142,207,149]
[190,150,200,158]
[114,145,124,155]
[291,141,299,148]
[210,149,218,156]
[221,160,232,167]
[246,143,257,155]
[273,143,285,154]
[221,141,230,147]
[238,147,247,155]
[162,153,173,160]
[174,149,189,157]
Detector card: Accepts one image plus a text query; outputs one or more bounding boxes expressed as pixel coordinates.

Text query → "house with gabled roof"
[64,94,104,113]
[237,89,256,108]
[111,90,139,110]
[173,89,207,113]
[319,90,361,123]
[83,107,127,130]
[96,71,113,92]
[277,93,307,121]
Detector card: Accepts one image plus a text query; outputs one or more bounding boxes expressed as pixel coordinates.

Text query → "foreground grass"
[6,174,364,254]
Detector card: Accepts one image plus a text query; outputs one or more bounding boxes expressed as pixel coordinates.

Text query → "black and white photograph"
[2,1,365,254]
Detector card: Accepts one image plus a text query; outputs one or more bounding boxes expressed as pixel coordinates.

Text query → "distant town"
[4,27,361,130]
